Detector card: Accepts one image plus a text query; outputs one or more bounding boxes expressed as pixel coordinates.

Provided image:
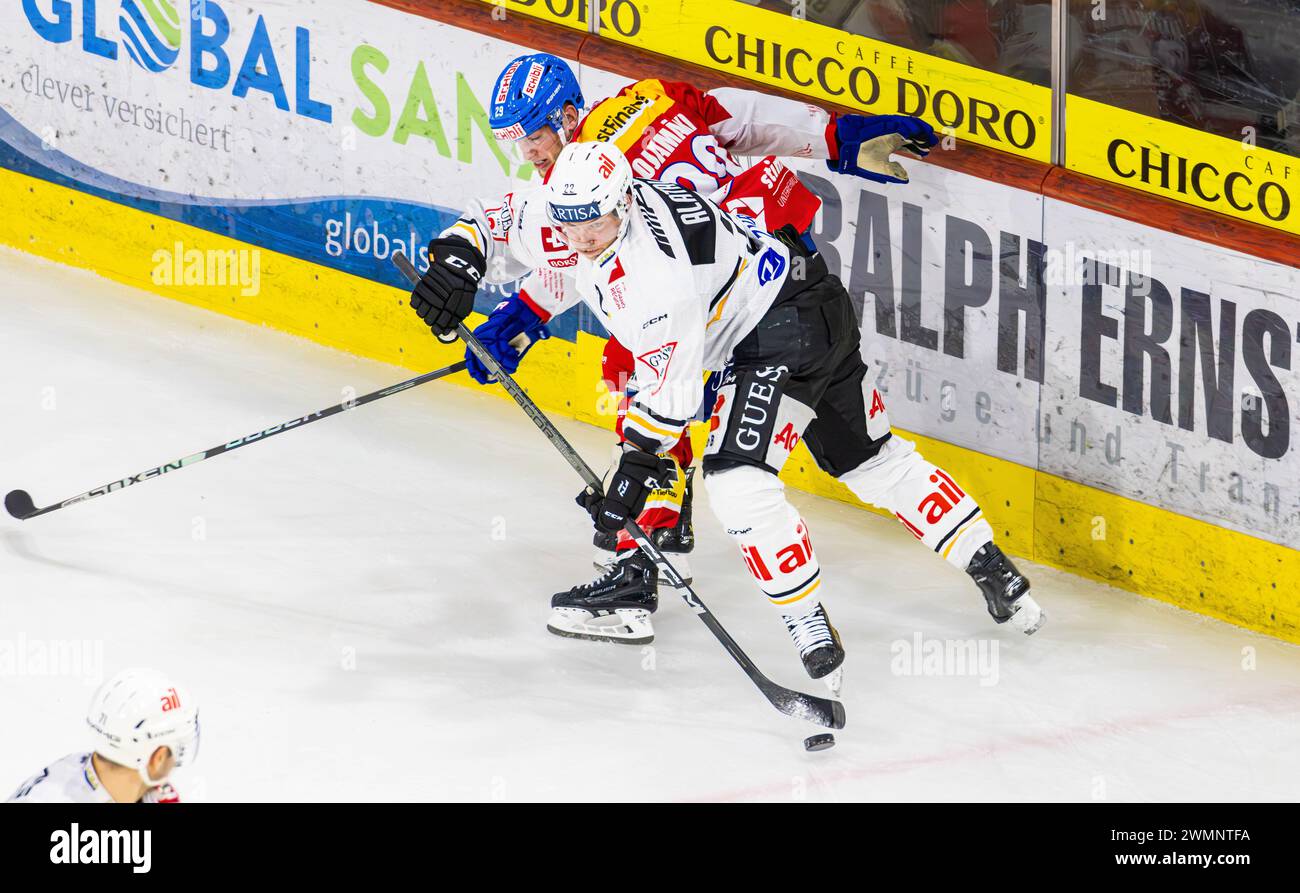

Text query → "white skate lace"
[577,552,642,592]
[784,607,833,658]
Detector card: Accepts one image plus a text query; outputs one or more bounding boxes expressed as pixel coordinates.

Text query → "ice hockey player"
[8,668,199,804]
[458,52,936,636]
[408,142,1044,692]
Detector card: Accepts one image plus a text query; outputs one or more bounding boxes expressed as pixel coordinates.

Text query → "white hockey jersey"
[482,80,836,323]
[443,179,798,455]
[8,752,180,804]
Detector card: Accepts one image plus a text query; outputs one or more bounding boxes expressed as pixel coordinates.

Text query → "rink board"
[0,0,1295,643]
[2,165,1295,644]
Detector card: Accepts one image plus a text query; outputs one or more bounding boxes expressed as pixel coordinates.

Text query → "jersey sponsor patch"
[757,247,787,285]
[636,341,677,396]
[485,204,513,242]
[704,366,815,472]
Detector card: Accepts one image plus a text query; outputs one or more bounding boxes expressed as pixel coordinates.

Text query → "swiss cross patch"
[540,226,577,268]
[636,341,677,396]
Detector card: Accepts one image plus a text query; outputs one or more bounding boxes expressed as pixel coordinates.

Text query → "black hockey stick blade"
[763,680,846,730]
[5,489,36,520]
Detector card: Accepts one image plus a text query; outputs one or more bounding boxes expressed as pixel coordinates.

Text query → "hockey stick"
[5,360,469,521]
[394,251,845,731]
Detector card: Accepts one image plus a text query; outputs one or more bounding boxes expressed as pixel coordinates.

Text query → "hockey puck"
[803,733,835,752]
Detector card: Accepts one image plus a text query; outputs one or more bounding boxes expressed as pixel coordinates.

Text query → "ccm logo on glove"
[577,449,676,532]
[409,238,486,337]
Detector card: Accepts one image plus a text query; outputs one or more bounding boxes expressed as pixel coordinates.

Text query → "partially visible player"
[8,668,199,804]
[455,54,935,641]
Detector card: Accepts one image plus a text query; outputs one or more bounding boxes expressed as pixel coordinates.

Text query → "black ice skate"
[548,550,659,645]
[591,468,694,585]
[782,604,845,696]
[966,543,1045,634]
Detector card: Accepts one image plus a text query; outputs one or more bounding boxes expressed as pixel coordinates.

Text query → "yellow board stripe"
[2,166,1293,644]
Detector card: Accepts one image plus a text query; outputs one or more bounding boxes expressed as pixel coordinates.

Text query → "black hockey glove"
[410,238,486,338]
[576,448,676,533]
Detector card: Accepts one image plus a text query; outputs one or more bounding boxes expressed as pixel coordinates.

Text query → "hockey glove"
[577,448,677,533]
[827,114,938,184]
[410,238,486,338]
[465,295,551,384]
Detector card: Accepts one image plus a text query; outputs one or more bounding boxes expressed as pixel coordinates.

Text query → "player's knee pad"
[703,465,784,528]
[704,466,822,614]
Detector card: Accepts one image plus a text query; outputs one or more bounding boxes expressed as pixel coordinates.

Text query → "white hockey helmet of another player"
[545,141,635,240]
[87,668,199,787]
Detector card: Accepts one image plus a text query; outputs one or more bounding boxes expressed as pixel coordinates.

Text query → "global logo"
[120,0,182,71]
[21,0,333,122]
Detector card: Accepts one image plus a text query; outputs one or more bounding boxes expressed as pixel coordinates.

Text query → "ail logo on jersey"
[740,522,815,582]
[915,470,968,527]
[160,688,182,712]
[636,342,677,396]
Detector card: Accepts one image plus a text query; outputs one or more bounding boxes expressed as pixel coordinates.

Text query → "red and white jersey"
[463,80,835,322]
[8,752,181,804]
[444,179,797,454]
[575,79,832,234]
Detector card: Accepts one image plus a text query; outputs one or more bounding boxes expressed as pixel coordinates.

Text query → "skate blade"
[820,666,844,698]
[656,553,692,588]
[546,608,654,645]
[1009,595,1046,635]
[591,548,618,574]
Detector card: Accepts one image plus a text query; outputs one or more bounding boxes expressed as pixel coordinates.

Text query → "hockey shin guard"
[837,436,994,570]
[705,465,823,619]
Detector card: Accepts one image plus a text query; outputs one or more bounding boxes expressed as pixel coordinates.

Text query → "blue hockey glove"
[827,114,938,184]
[465,295,551,384]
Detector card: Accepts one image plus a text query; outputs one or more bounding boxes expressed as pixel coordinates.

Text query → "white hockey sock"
[704,465,824,618]
[837,436,993,570]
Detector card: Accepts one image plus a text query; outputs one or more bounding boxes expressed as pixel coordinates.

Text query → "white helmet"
[545,141,634,231]
[87,668,199,787]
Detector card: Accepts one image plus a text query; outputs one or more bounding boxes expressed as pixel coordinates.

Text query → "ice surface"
[2,247,1297,802]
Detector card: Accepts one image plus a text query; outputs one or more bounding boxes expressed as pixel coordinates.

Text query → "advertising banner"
[1040,199,1300,548]
[1067,95,1298,237]
[0,0,605,336]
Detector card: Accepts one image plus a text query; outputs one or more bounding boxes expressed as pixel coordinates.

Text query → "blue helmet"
[489,53,584,142]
